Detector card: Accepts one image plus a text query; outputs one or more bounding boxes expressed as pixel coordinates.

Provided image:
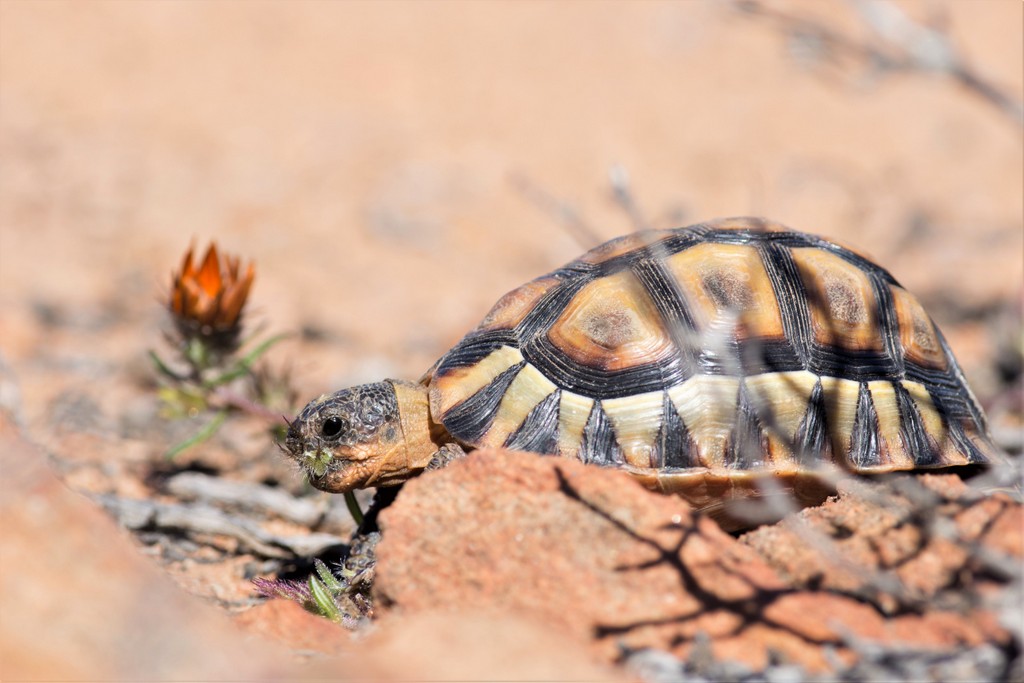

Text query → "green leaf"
[148,350,186,381]
[164,410,228,460]
[204,333,290,389]
[314,559,343,592]
[308,574,342,622]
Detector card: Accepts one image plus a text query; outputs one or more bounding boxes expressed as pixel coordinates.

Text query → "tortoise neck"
[389,380,444,472]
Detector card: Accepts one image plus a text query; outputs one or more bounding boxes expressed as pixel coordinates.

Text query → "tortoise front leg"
[425,442,467,472]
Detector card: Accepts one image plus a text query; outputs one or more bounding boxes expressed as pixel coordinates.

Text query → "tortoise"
[284,217,1000,516]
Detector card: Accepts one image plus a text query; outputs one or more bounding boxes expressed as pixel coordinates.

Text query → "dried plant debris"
[164,472,326,527]
[624,639,1013,683]
[98,494,345,559]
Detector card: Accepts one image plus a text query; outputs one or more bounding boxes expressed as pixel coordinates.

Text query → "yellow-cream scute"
[479,363,557,448]
[430,346,523,420]
[602,390,665,468]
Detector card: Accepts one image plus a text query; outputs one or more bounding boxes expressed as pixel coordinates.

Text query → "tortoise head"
[284,381,419,493]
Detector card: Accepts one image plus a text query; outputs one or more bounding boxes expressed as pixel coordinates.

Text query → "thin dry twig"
[736,0,1023,126]
[209,387,286,423]
[509,171,605,251]
[608,165,651,233]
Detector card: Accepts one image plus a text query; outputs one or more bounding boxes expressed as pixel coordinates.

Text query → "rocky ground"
[1,1,1021,681]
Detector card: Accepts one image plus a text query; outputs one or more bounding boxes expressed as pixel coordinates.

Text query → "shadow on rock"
[372,448,1020,676]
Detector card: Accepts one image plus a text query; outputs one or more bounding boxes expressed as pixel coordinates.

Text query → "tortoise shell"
[426,217,998,498]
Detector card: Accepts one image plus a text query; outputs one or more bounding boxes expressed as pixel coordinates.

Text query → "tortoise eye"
[321,416,345,439]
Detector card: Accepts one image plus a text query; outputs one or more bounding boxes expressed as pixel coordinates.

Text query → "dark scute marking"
[435,329,519,374]
[755,230,900,287]
[513,268,595,344]
[918,360,986,441]
[441,362,525,445]
[826,246,901,288]
[903,360,963,390]
[579,230,704,277]
[579,401,623,466]
[524,332,807,399]
[796,263,899,381]
[758,241,813,368]
[807,346,899,382]
[522,336,806,401]
[696,226,790,246]
[523,334,690,398]
[909,370,990,465]
[935,326,988,429]
[794,378,829,465]
[630,257,698,372]
[737,339,805,375]
[870,272,904,374]
[848,382,881,469]
[658,391,697,469]
[725,384,767,469]
[758,238,903,382]
[893,382,941,466]
[948,421,991,464]
[504,389,561,455]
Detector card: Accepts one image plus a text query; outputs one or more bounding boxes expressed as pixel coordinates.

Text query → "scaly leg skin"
[331,487,398,622]
[426,442,467,472]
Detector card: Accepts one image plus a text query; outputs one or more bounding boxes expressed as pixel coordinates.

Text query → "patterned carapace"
[429,217,996,477]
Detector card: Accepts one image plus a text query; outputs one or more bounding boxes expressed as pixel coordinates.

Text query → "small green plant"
[253,559,366,627]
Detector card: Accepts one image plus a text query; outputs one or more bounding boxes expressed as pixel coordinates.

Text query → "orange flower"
[169,243,255,352]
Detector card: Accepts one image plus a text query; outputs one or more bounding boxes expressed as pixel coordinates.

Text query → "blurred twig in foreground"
[736,0,1023,127]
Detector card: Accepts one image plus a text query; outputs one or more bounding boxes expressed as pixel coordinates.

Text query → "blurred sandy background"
[0,1,1021,679]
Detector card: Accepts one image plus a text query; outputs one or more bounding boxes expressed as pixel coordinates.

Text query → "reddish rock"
[740,474,1023,612]
[0,412,304,680]
[364,610,621,681]
[373,449,1016,673]
[233,599,350,655]
[1,410,622,681]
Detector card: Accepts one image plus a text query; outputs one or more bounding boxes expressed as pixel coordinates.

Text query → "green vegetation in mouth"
[304,449,333,477]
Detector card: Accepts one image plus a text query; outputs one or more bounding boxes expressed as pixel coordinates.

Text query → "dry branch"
[736,0,1023,126]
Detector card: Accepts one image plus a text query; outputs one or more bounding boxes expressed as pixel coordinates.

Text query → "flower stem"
[344,491,364,526]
